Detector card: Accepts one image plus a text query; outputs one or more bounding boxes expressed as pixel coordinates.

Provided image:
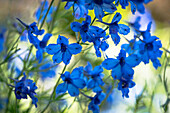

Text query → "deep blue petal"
[57,35,69,45]
[68,84,79,96]
[118,24,130,35]
[62,49,72,65]
[56,82,68,94]
[102,58,119,70]
[68,43,82,54]
[46,44,61,55]
[71,22,81,32]
[72,78,86,89]
[52,51,63,63]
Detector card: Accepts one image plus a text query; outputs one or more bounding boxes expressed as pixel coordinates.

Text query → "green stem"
[41,65,67,113]
[39,0,55,30]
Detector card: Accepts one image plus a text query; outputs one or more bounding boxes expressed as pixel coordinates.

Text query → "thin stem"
[39,0,55,30]
[41,64,67,113]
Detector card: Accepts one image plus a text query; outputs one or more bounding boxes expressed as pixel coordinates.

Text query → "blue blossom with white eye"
[35,0,56,23]
[71,15,103,43]
[119,0,153,14]
[85,0,116,20]
[16,18,44,45]
[98,13,130,45]
[62,0,88,19]
[46,35,82,65]
[56,67,86,96]
[9,73,38,107]
[84,62,105,93]
[88,92,106,113]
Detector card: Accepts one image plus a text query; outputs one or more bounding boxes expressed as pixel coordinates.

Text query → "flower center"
[81,23,89,32]
[145,43,153,51]
[61,43,67,52]
[39,41,47,48]
[119,57,125,66]
[94,0,103,5]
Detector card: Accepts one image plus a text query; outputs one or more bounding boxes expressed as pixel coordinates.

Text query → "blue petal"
[56,82,68,94]
[62,49,72,65]
[151,59,161,69]
[74,4,81,19]
[125,54,141,67]
[102,58,119,70]
[94,46,101,57]
[68,43,82,54]
[84,62,93,73]
[57,35,69,45]
[91,65,103,75]
[102,3,117,13]
[46,44,61,55]
[122,64,134,79]
[94,4,104,20]
[136,3,145,14]
[70,67,83,78]
[111,64,122,80]
[141,51,149,64]
[87,79,95,89]
[72,78,86,89]
[52,51,63,63]
[42,33,52,43]
[130,1,136,14]
[36,49,43,63]
[68,84,79,96]
[111,12,122,23]
[100,41,109,51]
[118,24,130,35]
[111,33,120,45]
[71,22,81,32]
[93,86,102,93]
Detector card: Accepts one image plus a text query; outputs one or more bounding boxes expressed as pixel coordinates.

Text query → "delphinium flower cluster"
[0,0,165,113]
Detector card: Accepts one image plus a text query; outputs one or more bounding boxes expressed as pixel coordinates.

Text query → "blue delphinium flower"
[10,73,38,107]
[85,0,117,20]
[46,35,82,65]
[34,33,52,63]
[119,0,153,14]
[138,22,163,69]
[98,13,130,45]
[128,16,141,32]
[62,0,88,19]
[121,36,141,55]
[84,62,105,92]
[102,49,140,97]
[0,28,6,53]
[71,15,103,43]
[91,28,109,57]
[88,92,106,113]
[35,0,56,23]
[56,67,86,96]
[16,18,44,45]
[118,79,135,98]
